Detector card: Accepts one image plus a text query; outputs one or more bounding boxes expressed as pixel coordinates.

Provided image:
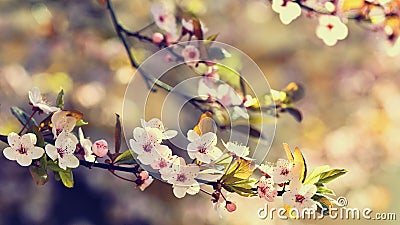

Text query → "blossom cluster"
[268,0,400,53]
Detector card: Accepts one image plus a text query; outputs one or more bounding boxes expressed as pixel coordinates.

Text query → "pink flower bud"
[92,140,108,157]
[139,171,149,180]
[152,32,164,44]
[225,201,237,212]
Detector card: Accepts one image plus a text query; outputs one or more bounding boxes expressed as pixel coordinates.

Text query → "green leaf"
[223,183,257,197]
[46,160,64,172]
[303,165,331,185]
[75,119,88,127]
[10,106,37,127]
[114,114,122,154]
[59,168,74,188]
[29,156,49,186]
[317,169,348,184]
[113,149,134,164]
[56,89,64,109]
[317,186,335,195]
[29,125,45,148]
[0,134,7,144]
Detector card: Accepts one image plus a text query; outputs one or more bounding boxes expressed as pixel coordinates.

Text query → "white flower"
[257,176,278,202]
[282,181,318,211]
[162,159,200,198]
[150,3,178,36]
[182,45,200,67]
[272,0,302,25]
[45,131,79,170]
[129,127,171,165]
[187,130,223,163]
[316,15,348,46]
[222,141,250,158]
[3,132,44,166]
[271,159,299,184]
[28,87,59,114]
[78,128,95,162]
[141,118,178,140]
[51,111,77,138]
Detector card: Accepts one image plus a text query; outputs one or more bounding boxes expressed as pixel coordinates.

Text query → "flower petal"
[172,185,188,198]
[27,147,44,159]
[45,144,58,161]
[3,147,18,160]
[164,130,178,139]
[62,154,80,169]
[187,129,200,142]
[7,132,20,149]
[21,133,37,149]
[16,154,32,166]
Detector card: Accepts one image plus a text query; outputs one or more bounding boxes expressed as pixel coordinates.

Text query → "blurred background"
[0,0,399,224]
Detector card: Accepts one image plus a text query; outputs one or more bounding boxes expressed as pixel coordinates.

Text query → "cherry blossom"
[271,159,299,184]
[150,3,178,39]
[257,176,278,202]
[3,132,44,166]
[51,110,77,138]
[316,15,348,46]
[282,181,318,211]
[162,159,200,198]
[182,45,200,67]
[45,131,79,170]
[135,171,154,191]
[272,0,302,25]
[129,127,171,165]
[141,118,178,140]
[78,128,95,162]
[28,87,59,114]
[222,141,250,158]
[186,130,223,163]
[92,140,108,157]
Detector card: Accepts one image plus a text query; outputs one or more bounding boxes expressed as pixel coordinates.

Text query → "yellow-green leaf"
[56,89,64,109]
[114,149,134,164]
[317,169,348,184]
[303,165,330,185]
[59,168,74,188]
[293,147,307,183]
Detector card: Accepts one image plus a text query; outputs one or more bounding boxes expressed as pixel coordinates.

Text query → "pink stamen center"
[198,145,207,154]
[327,24,334,30]
[280,168,290,176]
[17,145,27,155]
[295,194,306,204]
[176,173,187,182]
[57,148,65,158]
[143,143,153,152]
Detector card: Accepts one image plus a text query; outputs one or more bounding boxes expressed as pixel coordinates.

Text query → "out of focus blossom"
[272,0,302,25]
[182,45,200,67]
[316,15,348,46]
